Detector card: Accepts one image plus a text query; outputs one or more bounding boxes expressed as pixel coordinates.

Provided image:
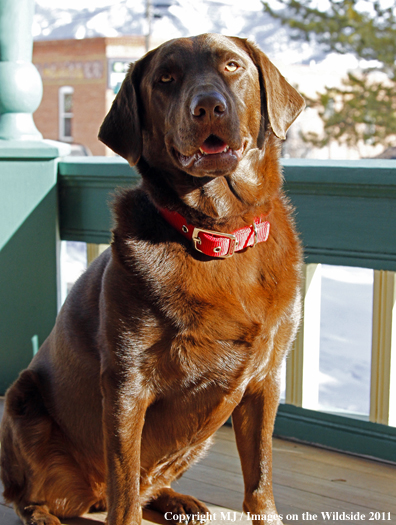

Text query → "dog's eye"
[159,73,174,83]
[225,62,239,72]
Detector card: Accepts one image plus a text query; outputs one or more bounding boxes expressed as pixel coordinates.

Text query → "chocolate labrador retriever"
[0,34,304,525]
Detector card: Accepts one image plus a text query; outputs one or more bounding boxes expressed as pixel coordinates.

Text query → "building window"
[59,86,74,142]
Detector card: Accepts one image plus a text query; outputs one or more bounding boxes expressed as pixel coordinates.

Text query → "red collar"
[159,208,270,258]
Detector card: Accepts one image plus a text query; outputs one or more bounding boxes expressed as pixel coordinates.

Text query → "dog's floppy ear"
[98,62,142,166]
[239,39,305,140]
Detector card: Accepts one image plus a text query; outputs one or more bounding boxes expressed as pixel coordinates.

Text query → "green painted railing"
[59,157,140,244]
[58,156,396,463]
[282,159,396,271]
[59,157,396,270]
[0,0,70,396]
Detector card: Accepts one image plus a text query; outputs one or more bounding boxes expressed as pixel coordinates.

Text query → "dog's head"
[99,34,304,179]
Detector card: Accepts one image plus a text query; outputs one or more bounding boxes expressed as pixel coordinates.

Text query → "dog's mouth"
[198,135,231,156]
[173,135,244,174]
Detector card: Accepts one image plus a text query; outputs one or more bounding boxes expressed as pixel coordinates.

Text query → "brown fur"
[0,34,304,525]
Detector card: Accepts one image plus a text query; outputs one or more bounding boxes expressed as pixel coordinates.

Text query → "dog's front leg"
[101,368,151,525]
[232,371,283,525]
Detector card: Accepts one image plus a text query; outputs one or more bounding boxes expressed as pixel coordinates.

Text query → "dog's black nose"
[190,92,227,119]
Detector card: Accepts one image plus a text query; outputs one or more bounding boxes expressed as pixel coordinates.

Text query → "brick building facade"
[32,36,147,155]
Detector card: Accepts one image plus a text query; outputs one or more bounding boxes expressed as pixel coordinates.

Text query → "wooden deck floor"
[1,399,395,524]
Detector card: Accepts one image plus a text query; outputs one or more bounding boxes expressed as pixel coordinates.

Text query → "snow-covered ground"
[319,265,373,417]
[59,241,87,302]
[60,242,374,418]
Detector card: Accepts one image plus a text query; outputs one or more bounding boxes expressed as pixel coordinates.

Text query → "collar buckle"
[192,227,237,258]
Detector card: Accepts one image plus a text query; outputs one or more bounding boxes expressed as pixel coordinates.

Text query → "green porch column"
[0,0,43,140]
[0,0,69,394]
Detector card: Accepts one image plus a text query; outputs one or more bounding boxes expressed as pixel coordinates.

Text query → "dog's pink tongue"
[201,137,228,154]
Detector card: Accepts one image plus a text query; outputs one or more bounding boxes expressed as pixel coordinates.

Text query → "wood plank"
[173,476,244,511]
[182,458,396,514]
[174,475,392,525]
[215,428,396,481]
[202,445,396,501]
[209,434,396,498]
[63,508,167,525]
[1,423,396,525]
[272,436,396,478]
[214,425,235,442]
[0,503,21,525]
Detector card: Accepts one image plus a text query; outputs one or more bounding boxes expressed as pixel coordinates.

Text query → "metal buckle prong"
[252,222,259,247]
[192,227,237,258]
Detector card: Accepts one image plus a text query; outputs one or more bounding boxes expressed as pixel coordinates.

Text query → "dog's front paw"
[148,488,211,524]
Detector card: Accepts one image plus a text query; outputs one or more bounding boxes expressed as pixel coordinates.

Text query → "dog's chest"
[141,265,276,389]
[121,235,295,388]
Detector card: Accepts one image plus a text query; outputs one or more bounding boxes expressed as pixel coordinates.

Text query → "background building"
[33,36,146,155]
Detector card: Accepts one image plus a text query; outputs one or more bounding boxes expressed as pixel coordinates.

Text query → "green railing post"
[0,0,43,140]
[0,0,69,394]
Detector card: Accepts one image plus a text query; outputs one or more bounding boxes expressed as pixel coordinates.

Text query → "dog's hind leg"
[1,370,103,524]
[1,412,62,525]
[0,371,58,524]
[1,434,62,525]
